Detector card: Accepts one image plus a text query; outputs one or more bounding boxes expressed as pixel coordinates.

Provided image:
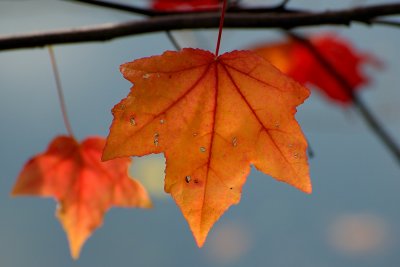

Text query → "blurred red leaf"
[254,34,382,104]
[152,0,220,11]
[12,136,151,259]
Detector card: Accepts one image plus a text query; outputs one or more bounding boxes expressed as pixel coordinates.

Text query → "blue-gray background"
[0,0,399,266]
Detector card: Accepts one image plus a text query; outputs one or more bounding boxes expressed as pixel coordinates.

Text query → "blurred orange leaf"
[103,48,311,246]
[12,136,151,259]
[254,34,381,104]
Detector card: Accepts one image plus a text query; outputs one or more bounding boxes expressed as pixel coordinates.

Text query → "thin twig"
[67,0,165,16]
[68,2,183,53]
[67,0,301,15]
[289,32,400,163]
[370,18,400,27]
[48,46,75,138]
[1,3,400,51]
[166,31,181,50]
[307,142,315,159]
[67,0,220,16]
[278,0,291,9]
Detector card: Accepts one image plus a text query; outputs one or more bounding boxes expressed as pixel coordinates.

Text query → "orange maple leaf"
[103,48,311,246]
[12,136,151,259]
[254,34,381,104]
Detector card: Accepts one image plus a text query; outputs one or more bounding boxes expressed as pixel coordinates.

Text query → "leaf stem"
[289,32,400,164]
[48,46,75,138]
[215,0,228,57]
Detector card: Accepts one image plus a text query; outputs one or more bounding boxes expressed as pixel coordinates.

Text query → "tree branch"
[289,32,400,164]
[0,3,399,51]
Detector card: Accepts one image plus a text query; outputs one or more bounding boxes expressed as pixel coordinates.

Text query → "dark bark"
[0,3,399,51]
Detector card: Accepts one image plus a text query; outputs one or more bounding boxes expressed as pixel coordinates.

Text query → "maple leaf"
[254,34,381,104]
[152,0,220,11]
[12,136,151,259]
[103,48,311,246]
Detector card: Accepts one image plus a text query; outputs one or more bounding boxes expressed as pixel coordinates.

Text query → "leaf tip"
[303,183,312,194]
[142,197,153,209]
[190,220,217,249]
[100,153,110,162]
[70,247,81,261]
[10,184,20,197]
[194,233,207,248]
[297,178,312,194]
[10,171,38,197]
[101,145,113,162]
